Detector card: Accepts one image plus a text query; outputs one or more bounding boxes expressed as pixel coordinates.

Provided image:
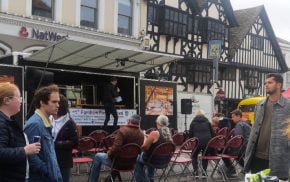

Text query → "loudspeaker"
[181,99,192,114]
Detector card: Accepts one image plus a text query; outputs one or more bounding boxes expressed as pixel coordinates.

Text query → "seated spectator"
[211,116,219,128]
[52,94,78,182]
[223,109,251,175]
[134,115,172,182]
[88,114,144,182]
[189,110,214,178]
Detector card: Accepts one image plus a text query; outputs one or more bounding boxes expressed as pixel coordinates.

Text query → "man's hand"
[117,87,120,92]
[24,143,41,155]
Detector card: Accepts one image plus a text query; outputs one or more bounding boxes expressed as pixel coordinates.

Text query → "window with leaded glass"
[208,20,226,41]
[118,0,132,35]
[219,68,236,81]
[159,6,188,38]
[32,0,53,19]
[251,35,264,50]
[148,4,158,25]
[187,64,212,84]
[242,70,259,89]
[80,0,98,28]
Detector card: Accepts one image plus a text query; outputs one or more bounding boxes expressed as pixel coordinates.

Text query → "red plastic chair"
[73,137,96,174]
[166,138,199,181]
[212,126,220,135]
[108,143,141,182]
[217,127,229,137]
[220,135,244,180]
[88,130,108,153]
[144,142,176,182]
[228,128,236,139]
[198,135,226,180]
[172,132,185,146]
[145,128,157,134]
[102,134,116,152]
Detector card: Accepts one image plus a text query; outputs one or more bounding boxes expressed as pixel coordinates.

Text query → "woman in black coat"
[0,82,40,182]
[52,94,78,182]
[189,109,214,178]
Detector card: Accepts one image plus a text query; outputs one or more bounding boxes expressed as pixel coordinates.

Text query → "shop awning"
[25,38,182,73]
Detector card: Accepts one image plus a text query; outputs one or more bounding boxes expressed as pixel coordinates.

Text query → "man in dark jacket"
[89,114,144,182]
[223,109,251,176]
[189,110,214,178]
[103,77,120,131]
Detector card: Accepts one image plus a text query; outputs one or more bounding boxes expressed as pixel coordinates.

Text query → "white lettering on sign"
[69,108,137,126]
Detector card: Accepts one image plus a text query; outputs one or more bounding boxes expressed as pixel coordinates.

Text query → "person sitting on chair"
[88,114,144,182]
[134,115,173,182]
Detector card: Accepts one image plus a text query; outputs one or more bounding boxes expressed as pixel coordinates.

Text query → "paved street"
[71,161,245,182]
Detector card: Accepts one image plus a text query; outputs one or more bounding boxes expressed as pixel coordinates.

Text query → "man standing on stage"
[103,77,120,131]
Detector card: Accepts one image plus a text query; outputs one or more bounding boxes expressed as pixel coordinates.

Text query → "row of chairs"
[168,132,244,181]
[73,128,243,181]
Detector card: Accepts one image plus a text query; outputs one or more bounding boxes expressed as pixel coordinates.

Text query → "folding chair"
[198,135,226,181]
[227,128,236,139]
[220,135,244,180]
[145,128,157,135]
[73,137,96,174]
[102,134,116,152]
[144,142,176,182]
[212,126,220,135]
[166,138,199,181]
[172,132,185,146]
[108,143,141,182]
[217,127,229,137]
[88,130,109,153]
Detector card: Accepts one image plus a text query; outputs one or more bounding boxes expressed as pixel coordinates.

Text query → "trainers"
[201,172,207,179]
[193,171,199,179]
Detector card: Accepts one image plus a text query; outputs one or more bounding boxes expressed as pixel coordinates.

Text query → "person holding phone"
[0,82,41,182]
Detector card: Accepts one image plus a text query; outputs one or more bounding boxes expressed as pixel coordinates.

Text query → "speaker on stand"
[181,99,192,131]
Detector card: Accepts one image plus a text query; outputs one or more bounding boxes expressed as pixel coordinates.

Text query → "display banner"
[69,108,136,126]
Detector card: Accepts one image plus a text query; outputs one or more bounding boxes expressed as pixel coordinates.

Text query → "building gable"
[230,6,287,72]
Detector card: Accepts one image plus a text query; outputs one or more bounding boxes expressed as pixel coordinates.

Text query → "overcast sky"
[230,0,290,42]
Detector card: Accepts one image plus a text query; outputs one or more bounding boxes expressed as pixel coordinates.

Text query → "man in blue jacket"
[24,84,62,182]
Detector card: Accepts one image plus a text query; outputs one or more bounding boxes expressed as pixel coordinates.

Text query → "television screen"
[145,86,174,115]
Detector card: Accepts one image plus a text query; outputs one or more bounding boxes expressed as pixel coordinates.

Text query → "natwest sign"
[19,26,68,42]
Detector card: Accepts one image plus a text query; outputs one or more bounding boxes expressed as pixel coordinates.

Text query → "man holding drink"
[24,85,62,182]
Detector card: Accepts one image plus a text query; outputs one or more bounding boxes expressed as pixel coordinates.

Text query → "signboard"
[208,40,222,83]
[69,108,136,126]
[208,40,222,59]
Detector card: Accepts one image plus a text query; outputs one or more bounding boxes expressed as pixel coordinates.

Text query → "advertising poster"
[139,79,177,129]
[145,86,174,115]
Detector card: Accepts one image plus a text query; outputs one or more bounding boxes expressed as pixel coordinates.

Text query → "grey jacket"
[244,96,290,179]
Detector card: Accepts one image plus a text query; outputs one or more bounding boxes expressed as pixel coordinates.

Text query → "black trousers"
[103,103,118,129]
[250,156,269,173]
[60,167,71,182]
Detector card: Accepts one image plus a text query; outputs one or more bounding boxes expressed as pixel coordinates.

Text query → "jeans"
[134,154,155,182]
[60,167,71,182]
[89,153,112,182]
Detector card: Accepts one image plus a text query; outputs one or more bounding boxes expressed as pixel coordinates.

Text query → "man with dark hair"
[89,114,144,182]
[103,77,120,131]
[244,73,290,181]
[223,109,252,176]
[24,85,62,182]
